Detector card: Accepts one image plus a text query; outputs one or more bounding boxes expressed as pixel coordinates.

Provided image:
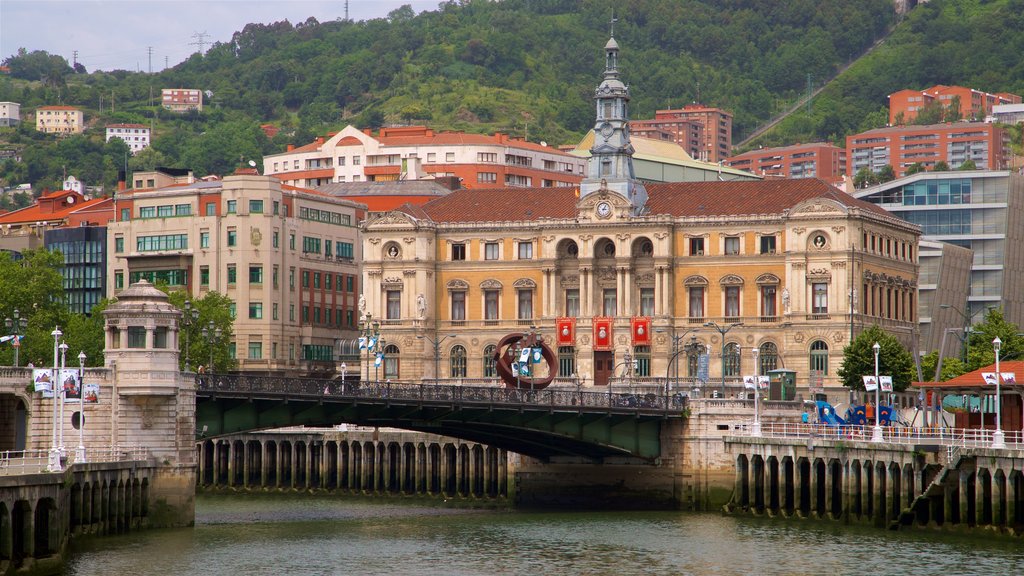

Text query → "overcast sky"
[1,0,441,72]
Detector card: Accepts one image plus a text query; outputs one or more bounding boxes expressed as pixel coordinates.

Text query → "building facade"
[360,34,920,396]
[889,85,1021,125]
[0,102,20,127]
[105,123,151,154]
[854,170,1024,338]
[846,123,1009,178]
[35,105,83,134]
[725,143,846,182]
[630,117,703,159]
[632,105,733,163]
[264,126,585,190]
[107,173,364,375]
[161,89,203,113]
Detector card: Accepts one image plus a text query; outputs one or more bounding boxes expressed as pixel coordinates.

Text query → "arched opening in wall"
[309,441,323,489]
[0,501,10,564]
[443,444,458,496]
[890,461,905,523]
[864,461,874,519]
[429,443,442,495]
[279,441,293,488]
[364,442,378,492]
[1010,470,1024,530]
[472,445,485,497]
[265,441,278,488]
[483,344,497,379]
[767,456,780,512]
[338,442,350,490]
[199,439,214,486]
[594,237,617,316]
[902,463,915,516]
[383,344,400,380]
[782,456,795,514]
[33,498,56,557]
[402,442,416,494]
[814,459,826,517]
[351,442,363,491]
[216,441,229,486]
[966,471,977,527]
[115,480,126,534]
[12,500,30,566]
[850,460,862,518]
[829,459,842,519]
[387,442,401,493]
[752,455,765,512]
[140,478,150,519]
[995,470,1008,528]
[487,446,501,497]
[232,440,245,487]
[245,440,261,487]
[81,482,92,530]
[70,482,82,529]
[876,462,888,526]
[736,454,749,508]
[0,396,29,452]
[556,238,581,317]
[90,483,101,526]
[798,458,811,516]
[295,441,308,488]
[458,445,471,497]
[324,441,338,490]
[450,344,467,379]
[980,469,993,525]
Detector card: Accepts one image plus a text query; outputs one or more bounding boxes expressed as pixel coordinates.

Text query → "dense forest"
[0,0,1021,196]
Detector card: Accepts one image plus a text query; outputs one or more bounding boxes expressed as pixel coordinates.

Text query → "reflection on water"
[65,493,1024,576]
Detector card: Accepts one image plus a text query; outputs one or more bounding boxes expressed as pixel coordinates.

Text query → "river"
[64,493,1023,576]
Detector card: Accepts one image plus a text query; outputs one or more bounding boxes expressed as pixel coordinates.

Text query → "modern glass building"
[44,226,108,315]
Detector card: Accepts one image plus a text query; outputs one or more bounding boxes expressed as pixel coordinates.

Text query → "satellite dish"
[204,90,213,98]
[66,196,75,204]
[248,160,257,168]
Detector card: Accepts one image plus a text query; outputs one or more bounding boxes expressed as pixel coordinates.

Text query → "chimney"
[117,169,126,193]
[287,144,295,152]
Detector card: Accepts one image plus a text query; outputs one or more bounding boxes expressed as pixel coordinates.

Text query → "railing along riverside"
[0,447,150,476]
[196,374,690,414]
[733,422,1024,450]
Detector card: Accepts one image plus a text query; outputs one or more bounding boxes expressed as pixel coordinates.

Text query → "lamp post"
[992,336,1005,448]
[76,351,86,463]
[4,308,28,367]
[657,327,700,403]
[416,334,457,384]
[705,321,743,397]
[871,342,883,443]
[48,326,62,472]
[940,303,973,364]
[201,321,222,373]
[181,299,200,372]
[752,347,761,436]
[58,341,68,456]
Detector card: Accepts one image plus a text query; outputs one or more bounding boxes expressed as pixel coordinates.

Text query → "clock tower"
[579,23,647,215]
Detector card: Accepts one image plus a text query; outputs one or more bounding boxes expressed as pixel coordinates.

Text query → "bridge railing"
[734,422,1024,450]
[196,374,690,414]
[0,447,150,476]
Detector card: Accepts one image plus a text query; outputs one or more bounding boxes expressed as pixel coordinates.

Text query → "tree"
[964,309,1024,372]
[919,350,966,382]
[877,164,895,183]
[853,166,877,189]
[165,290,236,372]
[958,159,977,170]
[905,162,925,175]
[837,325,916,392]
[932,161,950,172]
[0,249,71,368]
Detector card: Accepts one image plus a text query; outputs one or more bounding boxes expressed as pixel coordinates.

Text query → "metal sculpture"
[493,331,558,389]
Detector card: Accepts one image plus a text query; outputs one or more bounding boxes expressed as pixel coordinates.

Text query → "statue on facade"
[358,295,366,318]
[416,293,426,319]
[782,288,790,314]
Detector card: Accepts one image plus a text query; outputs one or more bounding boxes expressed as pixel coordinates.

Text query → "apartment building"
[0,102,20,127]
[161,88,203,113]
[35,105,84,134]
[631,105,733,163]
[725,143,846,182]
[105,123,151,154]
[846,123,1009,178]
[264,126,585,190]
[889,85,1021,125]
[107,172,364,375]
[629,117,703,159]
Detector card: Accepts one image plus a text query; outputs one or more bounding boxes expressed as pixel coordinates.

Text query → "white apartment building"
[106,123,151,154]
[108,172,365,376]
[0,102,20,127]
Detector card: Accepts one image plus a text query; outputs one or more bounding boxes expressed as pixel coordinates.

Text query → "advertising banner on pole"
[83,383,99,403]
[60,369,82,402]
[32,369,54,398]
[862,375,878,392]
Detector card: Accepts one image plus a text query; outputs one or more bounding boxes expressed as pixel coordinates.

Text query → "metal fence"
[734,422,1024,450]
[197,374,689,414]
[0,447,149,476]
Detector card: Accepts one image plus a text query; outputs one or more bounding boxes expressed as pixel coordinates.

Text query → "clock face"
[597,202,611,218]
[600,122,613,138]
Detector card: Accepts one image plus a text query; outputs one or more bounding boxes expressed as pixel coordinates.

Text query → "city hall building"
[359,34,920,394]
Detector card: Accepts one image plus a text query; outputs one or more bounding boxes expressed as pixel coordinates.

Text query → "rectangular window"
[290,233,296,250]
[760,235,777,254]
[761,286,777,320]
[205,202,215,216]
[226,200,237,214]
[689,238,705,255]
[517,241,533,259]
[725,286,740,320]
[689,287,704,319]
[346,276,354,292]
[640,288,655,317]
[273,303,279,320]
[289,268,295,290]
[484,290,499,320]
[446,152,455,162]
[477,172,497,183]
[387,290,401,320]
[227,265,237,284]
[157,205,173,217]
[485,242,499,260]
[136,234,188,251]
[565,289,580,317]
[813,283,829,315]
[518,290,533,320]
[114,271,124,290]
[451,291,466,321]
[127,326,146,348]
[603,289,617,317]
[314,307,321,324]
[175,204,190,216]
[250,200,264,213]
[249,302,263,319]
[302,236,322,254]
[153,327,168,349]
[139,206,155,218]
[302,271,309,288]
[325,241,332,258]
[302,306,309,323]
[200,266,210,286]
[120,208,130,221]
[227,229,237,247]
[452,243,466,261]
[248,341,262,359]
[325,273,332,290]
[352,155,361,165]
[337,242,354,259]
[200,231,210,249]
[273,201,280,215]
[290,304,295,322]
[273,231,279,248]
[249,265,263,284]
[313,272,321,289]
[114,237,124,253]
[724,236,740,255]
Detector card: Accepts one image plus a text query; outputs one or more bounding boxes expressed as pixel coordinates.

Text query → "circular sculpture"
[493,332,558,389]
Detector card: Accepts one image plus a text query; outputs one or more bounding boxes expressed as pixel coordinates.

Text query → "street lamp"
[752,346,761,436]
[48,326,62,472]
[4,308,28,367]
[376,337,388,382]
[76,351,86,463]
[871,342,883,443]
[181,299,200,372]
[992,336,1005,448]
[657,327,700,403]
[417,334,458,384]
[705,321,743,397]
[201,321,222,373]
[58,341,68,456]
[940,303,972,364]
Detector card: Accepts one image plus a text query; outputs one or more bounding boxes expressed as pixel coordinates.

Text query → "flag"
[982,372,998,385]
[556,317,576,346]
[367,337,377,351]
[593,317,613,351]
[519,347,531,363]
[631,317,650,346]
[757,376,770,390]
[532,347,542,364]
[511,361,520,376]
[1000,372,1016,385]
[0,335,14,344]
[374,353,383,367]
[358,336,367,350]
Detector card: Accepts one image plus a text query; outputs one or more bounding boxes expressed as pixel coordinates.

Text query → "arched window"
[724,342,741,377]
[481,344,497,377]
[450,345,467,378]
[383,344,400,380]
[759,342,779,375]
[809,340,829,375]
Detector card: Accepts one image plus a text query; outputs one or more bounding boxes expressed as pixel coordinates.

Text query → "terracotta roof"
[411,179,892,223]
[37,105,80,111]
[913,361,1024,390]
[107,123,148,129]
[0,192,107,224]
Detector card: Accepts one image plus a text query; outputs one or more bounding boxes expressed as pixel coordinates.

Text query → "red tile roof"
[412,179,890,223]
[0,191,108,225]
[914,361,1024,390]
[37,105,81,111]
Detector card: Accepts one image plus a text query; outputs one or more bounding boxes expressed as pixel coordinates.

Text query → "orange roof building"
[913,361,1024,432]
[888,85,1022,125]
[35,105,84,134]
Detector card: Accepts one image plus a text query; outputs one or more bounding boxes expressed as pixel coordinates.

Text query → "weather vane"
[609,12,618,37]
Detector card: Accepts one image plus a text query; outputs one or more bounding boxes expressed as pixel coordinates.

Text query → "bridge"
[197,374,688,462]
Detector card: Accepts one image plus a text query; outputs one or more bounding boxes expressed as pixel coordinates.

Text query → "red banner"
[593,317,613,351]
[631,317,651,346]
[556,317,576,346]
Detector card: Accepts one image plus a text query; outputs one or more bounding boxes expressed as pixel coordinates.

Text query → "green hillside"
[1,0,1022,195]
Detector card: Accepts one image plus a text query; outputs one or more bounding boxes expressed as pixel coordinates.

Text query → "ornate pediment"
[789,198,849,218]
[683,275,708,286]
[755,273,781,284]
[367,210,418,228]
[513,278,537,289]
[480,279,503,290]
[560,274,580,288]
[446,279,469,290]
[720,274,744,286]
